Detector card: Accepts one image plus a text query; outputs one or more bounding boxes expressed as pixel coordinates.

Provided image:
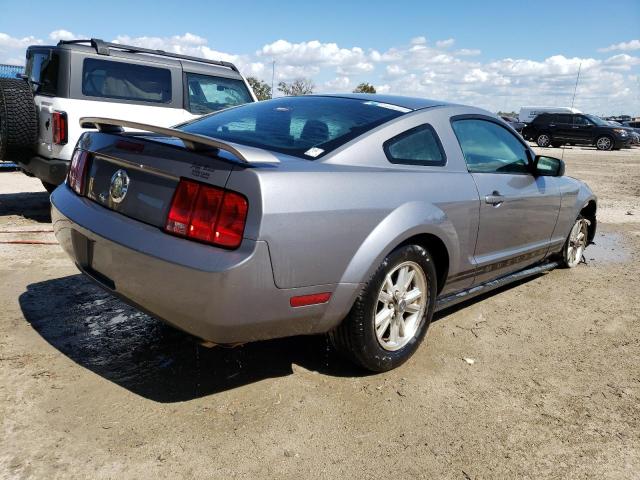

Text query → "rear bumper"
[19,155,69,185]
[50,185,360,343]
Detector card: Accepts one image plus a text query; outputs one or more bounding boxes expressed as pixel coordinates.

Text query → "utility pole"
[271,60,275,99]
[571,62,582,109]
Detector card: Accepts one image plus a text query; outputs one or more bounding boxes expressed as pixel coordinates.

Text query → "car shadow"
[0,191,51,223]
[19,274,366,403]
[20,270,548,403]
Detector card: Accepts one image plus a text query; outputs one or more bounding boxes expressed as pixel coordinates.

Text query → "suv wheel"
[536,134,551,147]
[0,79,37,163]
[595,136,613,151]
[329,244,437,372]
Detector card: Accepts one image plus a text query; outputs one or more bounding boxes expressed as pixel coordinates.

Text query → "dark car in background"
[500,116,525,133]
[522,113,631,150]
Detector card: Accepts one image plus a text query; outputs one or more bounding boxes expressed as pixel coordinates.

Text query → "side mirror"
[534,155,565,177]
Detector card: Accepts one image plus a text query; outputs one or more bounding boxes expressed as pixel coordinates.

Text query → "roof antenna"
[562,61,582,161]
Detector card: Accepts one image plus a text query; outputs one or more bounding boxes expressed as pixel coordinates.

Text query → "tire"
[536,134,551,147]
[595,135,613,151]
[41,180,56,193]
[0,78,37,163]
[329,244,438,372]
[561,215,589,268]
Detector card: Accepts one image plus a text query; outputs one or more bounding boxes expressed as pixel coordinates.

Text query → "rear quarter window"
[82,58,172,103]
[383,124,446,166]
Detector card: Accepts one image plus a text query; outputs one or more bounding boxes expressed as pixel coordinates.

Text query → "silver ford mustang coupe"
[51,94,596,371]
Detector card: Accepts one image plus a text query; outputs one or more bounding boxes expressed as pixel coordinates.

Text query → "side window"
[383,124,446,166]
[573,115,589,126]
[82,58,172,103]
[186,73,253,114]
[556,114,571,124]
[451,119,530,174]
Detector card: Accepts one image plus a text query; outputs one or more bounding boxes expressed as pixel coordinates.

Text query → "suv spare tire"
[0,78,37,163]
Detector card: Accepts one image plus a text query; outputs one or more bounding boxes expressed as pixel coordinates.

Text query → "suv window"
[452,118,529,174]
[82,58,172,103]
[383,124,445,166]
[556,114,572,124]
[185,73,253,114]
[26,50,59,96]
[572,115,590,126]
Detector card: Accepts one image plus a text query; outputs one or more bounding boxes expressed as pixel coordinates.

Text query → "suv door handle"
[485,191,504,206]
[548,124,556,127]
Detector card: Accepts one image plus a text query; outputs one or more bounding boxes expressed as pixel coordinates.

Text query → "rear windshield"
[26,49,59,96]
[179,96,407,159]
[185,73,252,114]
[82,58,172,103]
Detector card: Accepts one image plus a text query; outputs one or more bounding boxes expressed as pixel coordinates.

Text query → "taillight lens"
[165,179,248,249]
[52,111,68,145]
[67,149,89,195]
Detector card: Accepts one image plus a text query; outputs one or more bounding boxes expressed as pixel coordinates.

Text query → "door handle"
[485,191,504,206]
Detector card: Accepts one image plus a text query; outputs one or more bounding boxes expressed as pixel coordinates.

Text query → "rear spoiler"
[79,117,279,164]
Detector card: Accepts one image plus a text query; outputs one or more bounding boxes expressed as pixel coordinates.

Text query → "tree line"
[246,77,376,100]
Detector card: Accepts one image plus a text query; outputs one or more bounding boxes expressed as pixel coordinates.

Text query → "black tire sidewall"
[350,244,438,371]
[0,78,37,162]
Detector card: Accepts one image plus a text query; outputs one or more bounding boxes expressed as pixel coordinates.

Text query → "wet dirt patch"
[586,231,631,263]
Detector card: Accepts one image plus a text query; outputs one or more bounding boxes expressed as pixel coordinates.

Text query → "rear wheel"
[536,134,551,147]
[0,79,37,163]
[595,135,613,151]
[561,216,589,268]
[329,244,437,372]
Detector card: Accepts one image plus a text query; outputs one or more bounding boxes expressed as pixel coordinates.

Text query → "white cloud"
[49,29,77,41]
[0,33,41,50]
[410,36,427,46]
[598,39,640,52]
[324,76,351,90]
[456,48,481,56]
[435,38,455,48]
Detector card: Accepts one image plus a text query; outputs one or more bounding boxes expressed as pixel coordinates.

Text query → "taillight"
[67,149,89,195]
[52,111,68,145]
[165,179,248,249]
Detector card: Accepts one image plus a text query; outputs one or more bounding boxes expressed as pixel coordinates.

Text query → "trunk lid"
[81,132,234,228]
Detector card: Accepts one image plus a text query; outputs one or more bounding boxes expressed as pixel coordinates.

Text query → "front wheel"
[562,216,589,268]
[595,136,613,151]
[329,244,438,372]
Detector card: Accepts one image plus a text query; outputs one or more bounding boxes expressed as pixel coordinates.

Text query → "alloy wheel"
[374,261,428,351]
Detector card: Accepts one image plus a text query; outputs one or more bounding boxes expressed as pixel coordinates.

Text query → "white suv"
[0,38,256,191]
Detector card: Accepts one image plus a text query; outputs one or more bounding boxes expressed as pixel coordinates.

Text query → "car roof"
[27,42,243,78]
[313,93,454,111]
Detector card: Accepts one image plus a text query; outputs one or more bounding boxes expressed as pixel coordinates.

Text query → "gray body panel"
[51,97,597,344]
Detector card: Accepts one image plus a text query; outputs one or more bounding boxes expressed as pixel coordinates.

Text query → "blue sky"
[1,0,639,114]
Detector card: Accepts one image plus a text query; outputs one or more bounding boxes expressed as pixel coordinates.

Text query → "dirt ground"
[0,146,639,479]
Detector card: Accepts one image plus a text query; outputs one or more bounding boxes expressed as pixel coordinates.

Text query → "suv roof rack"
[57,38,240,73]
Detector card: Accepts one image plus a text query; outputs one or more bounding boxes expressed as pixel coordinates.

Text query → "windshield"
[179,96,408,159]
[586,115,610,126]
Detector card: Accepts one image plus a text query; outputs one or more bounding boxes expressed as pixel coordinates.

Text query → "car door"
[553,114,574,141]
[570,114,594,144]
[451,117,561,284]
